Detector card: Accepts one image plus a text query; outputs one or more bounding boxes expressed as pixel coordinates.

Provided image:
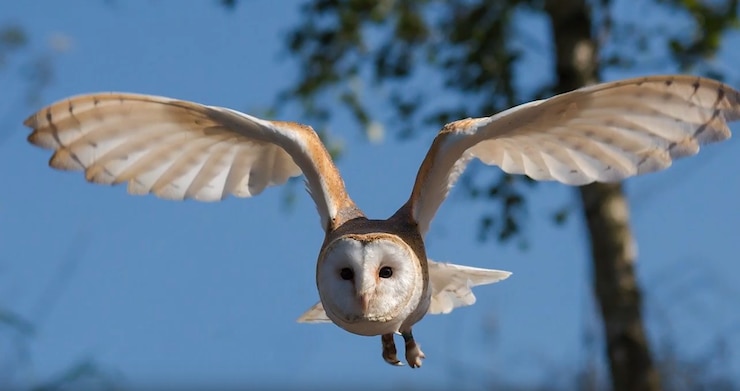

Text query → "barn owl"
[23,75,739,368]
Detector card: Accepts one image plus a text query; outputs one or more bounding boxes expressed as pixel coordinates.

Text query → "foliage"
[661,0,739,73]
[0,24,28,66]
[276,0,544,243]
[267,0,739,243]
[220,0,740,243]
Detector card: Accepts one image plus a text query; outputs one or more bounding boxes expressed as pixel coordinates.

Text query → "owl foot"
[402,330,425,368]
[381,333,403,366]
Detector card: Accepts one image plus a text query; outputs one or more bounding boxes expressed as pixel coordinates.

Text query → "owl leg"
[381,333,403,366]
[401,329,425,368]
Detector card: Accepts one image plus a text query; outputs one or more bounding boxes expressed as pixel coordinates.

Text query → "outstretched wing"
[296,259,511,322]
[426,260,511,315]
[405,75,739,236]
[24,93,359,231]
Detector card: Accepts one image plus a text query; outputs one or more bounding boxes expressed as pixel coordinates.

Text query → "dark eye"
[339,268,354,280]
[379,266,393,279]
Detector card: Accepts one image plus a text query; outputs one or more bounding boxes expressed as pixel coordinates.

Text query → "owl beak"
[359,293,371,313]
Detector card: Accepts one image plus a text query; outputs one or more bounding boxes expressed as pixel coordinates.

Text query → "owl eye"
[378,266,393,279]
[339,267,354,280]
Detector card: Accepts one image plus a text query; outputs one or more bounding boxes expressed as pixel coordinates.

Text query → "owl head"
[316,233,427,336]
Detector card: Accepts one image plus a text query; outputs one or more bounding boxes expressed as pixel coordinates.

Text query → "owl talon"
[381,333,403,366]
[402,329,425,368]
[405,344,425,368]
[386,358,404,366]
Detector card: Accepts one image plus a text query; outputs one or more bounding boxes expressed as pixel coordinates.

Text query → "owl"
[23,75,738,368]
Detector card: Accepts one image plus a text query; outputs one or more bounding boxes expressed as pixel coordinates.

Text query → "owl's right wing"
[24,93,359,231]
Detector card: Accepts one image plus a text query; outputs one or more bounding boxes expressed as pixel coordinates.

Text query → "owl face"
[316,234,425,336]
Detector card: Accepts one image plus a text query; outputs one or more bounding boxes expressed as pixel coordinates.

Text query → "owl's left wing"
[296,260,511,322]
[404,75,739,236]
[24,93,360,231]
[426,260,511,315]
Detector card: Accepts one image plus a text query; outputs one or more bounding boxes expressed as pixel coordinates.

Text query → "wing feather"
[426,260,511,315]
[404,75,739,235]
[25,93,361,230]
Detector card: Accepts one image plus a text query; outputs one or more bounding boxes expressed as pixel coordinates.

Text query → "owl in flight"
[24,75,738,368]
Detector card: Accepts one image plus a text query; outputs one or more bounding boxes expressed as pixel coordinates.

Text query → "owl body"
[23,75,739,368]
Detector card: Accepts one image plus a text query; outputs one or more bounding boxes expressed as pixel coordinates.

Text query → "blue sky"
[1,1,739,389]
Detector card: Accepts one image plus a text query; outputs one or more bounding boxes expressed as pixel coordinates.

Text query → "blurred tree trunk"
[545,1,661,390]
